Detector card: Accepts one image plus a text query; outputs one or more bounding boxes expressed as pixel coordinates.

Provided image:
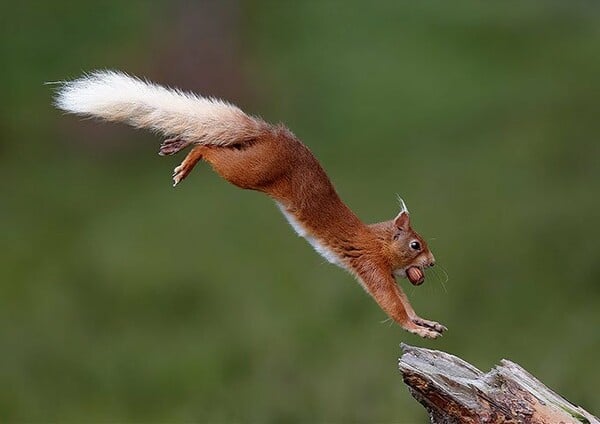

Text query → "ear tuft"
[396,195,410,215]
[394,196,411,231]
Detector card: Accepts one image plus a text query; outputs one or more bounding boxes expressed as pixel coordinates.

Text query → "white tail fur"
[54,70,265,146]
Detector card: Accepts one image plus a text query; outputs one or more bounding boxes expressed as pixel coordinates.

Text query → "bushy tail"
[54,70,266,146]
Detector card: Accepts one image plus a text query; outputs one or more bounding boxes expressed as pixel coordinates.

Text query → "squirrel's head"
[386,198,435,286]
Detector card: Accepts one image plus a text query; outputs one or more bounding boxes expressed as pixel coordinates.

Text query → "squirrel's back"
[193,124,362,239]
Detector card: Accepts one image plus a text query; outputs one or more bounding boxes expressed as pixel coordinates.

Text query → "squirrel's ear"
[394,196,410,231]
[394,211,410,231]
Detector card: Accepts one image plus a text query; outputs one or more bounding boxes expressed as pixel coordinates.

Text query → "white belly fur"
[276,202,346,269]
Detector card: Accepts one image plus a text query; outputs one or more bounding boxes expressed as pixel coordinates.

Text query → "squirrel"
[54,71,447,338]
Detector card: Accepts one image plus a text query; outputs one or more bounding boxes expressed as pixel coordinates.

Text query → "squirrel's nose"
[429,261,435,268]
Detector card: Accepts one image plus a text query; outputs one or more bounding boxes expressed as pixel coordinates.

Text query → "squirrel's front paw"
[405,317,447,339]
[412,317,448,333]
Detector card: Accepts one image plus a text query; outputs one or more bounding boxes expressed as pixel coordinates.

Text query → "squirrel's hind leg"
[172,145,205,187]
[159,137,191,156]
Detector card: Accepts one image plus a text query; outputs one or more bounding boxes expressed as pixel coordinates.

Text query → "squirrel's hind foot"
[172,146,205,187]
[159,137,191,156]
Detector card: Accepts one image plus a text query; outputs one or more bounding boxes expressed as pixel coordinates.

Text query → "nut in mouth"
[406,266,425,286]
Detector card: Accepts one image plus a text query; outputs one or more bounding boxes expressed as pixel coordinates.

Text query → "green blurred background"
[1,1,598,422]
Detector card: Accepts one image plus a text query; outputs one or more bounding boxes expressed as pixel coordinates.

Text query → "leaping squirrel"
[55,71,447,338]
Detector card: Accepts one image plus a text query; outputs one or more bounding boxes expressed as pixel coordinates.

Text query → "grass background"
[0,1,598,422]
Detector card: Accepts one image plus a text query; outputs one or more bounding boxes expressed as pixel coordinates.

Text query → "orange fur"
[175,125,446,338]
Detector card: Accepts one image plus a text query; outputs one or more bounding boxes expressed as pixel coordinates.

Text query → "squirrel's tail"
[54,70,266,146]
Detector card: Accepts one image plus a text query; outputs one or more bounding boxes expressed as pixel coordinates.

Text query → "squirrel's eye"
[410,241,421,250]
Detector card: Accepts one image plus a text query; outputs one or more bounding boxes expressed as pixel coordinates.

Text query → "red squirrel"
[55,71,447,338]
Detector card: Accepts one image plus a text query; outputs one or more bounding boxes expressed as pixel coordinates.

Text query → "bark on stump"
[398,343,598,424]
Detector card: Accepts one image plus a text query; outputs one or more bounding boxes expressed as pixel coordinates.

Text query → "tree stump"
[398,343,598,424]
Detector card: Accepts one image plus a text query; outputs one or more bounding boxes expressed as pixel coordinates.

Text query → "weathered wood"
[398,343,598,424]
